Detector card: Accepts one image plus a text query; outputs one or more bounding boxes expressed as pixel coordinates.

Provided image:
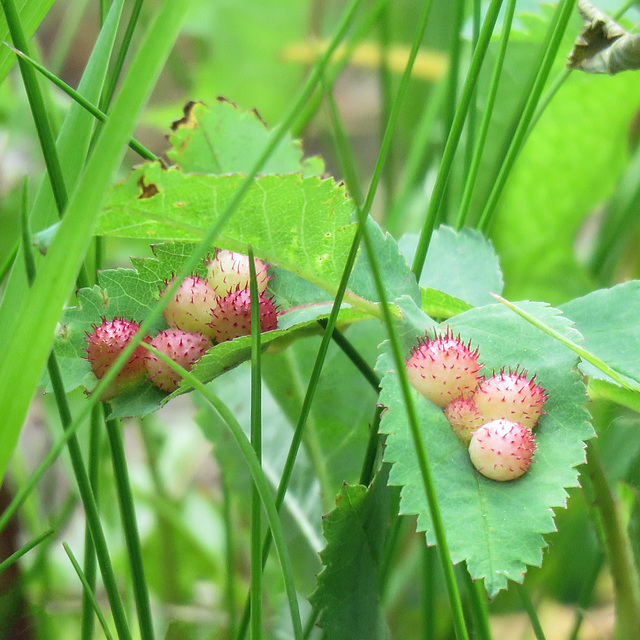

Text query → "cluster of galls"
[406,329,547,482]
[85,250,278,397]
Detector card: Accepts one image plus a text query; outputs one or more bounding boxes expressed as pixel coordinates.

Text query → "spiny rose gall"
[162,275,218,339]
[206,249,270,298]
[475,367,547,429]
[145,329,213,392]
[444,397,485,446]
[208,289,278,343]
[86,318,149,399]
[406,329,482,407]
[468,419,535,482]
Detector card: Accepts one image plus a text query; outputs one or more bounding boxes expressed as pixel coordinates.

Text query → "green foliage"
[53,241,368,418]
[561,280,640,385]
[309,468,398,640]
[96,166,357,291]
[400,226,503,307]
[166,99,324,176]
[378,297,594,596]
[7,0,640,636]
[262,320,383,502]
[0,0,56,84]
[494,70,640,304]
[195,364,324,576]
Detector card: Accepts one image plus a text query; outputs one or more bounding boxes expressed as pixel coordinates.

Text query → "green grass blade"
[0,528,53,574]
[440,0,465,220]
[411,0,504,281]
[221,468,238,638]
[456,0,517,230]
[291,0,388,136]
[492,294,640,393]
[377,1,394,213]
[0,0,124,333]
[477,0,575,233]
[324,3,469,634]
[0,0,191,483]
[385,78,447,237]
[0,0,55,84]
[5,43,156,160]
[63,542,116,640]
[0,241,18,284]
[361,214,470,640]
[2,0,364,536]
[1,0,68,213]
[105,417,155,640]
[100,0,144,110]
[21,161,133,640]
[248,246,263,640]
[81,404,104,640]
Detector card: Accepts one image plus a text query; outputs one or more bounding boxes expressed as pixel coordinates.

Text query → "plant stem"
[248,247,263,640]
[516,583,546,640]
[80,403,104,640]
[64,542,116,640]
[221,468,238,638]
[104,416,155,640]
[585,443,640,640]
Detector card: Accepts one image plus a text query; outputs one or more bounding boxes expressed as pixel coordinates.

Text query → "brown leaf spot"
[137,176,159,199]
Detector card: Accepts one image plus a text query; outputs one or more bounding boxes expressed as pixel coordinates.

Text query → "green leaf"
[351,217,421,305]
[399,226,504,307]
[95,164,357,293]
[309,467,397,640]
[421,287,473,319]
[560,280,640,385]
[493,60,640,304]
[378,297,594,596]
[268,215,419,308]
[166,99,323,176]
